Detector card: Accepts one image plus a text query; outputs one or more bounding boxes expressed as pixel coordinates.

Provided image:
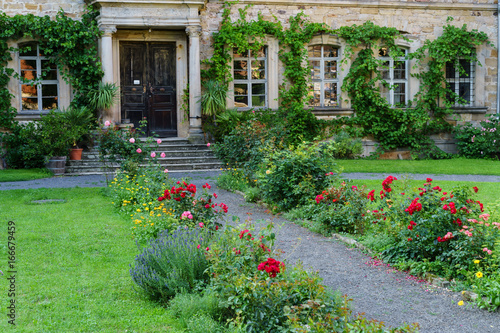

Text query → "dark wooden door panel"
[120,43,148,130]
[120,41,177,137]
[149,44,176,137]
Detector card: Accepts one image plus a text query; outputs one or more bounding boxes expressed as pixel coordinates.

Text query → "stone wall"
[0,0,87,19]
[199,1,498,114]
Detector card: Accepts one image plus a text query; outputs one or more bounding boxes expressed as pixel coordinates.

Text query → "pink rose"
[129,138,135,143]
[199,222,204,228]
[151,152,156,158]
[197,244,201,249]
[160,152,166,158]
[157,139,162,144]
[104,120,111,127]
[136,148,142,153]
[207,142,211,147]
[164,169,169,173]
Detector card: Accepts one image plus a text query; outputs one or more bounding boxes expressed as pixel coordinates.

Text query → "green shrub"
[322,130,363,159]
[206,222,350,332]
[212,120,277,172]
[368,177,500,278]
[1,122,45,169]
[97,119,159,175]
[130,227,212,301]
[216,168,251,192]
[243,186,261,203]
[257,141,338,211]
[209,108,255,142]
[157,181,227,232]
[455,114,500,159]
[169,292,247,332]
[298,180,370,234]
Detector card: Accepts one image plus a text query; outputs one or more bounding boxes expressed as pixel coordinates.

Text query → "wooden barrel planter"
[45,156,67,175]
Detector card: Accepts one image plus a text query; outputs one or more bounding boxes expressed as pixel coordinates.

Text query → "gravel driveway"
[1,171,499,332]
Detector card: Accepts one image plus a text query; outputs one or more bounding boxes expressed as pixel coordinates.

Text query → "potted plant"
[63,106,96,160]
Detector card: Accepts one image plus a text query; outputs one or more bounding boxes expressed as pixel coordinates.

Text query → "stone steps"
[65,138,223,175]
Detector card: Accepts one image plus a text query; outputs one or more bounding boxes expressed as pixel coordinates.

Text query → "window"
[379,47,408,107]
[308,45,339,107]
[446,59,475,106]
[233,47,267,108]
[18,42,59,112]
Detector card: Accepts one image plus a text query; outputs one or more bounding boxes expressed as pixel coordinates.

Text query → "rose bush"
[365,177,500,278]
[292,180,369,234]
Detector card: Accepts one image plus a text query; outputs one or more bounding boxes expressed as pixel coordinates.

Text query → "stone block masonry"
[0,0,87,19]
[199,1,498,113]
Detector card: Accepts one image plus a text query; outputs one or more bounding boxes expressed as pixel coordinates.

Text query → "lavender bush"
[130,227,211,300]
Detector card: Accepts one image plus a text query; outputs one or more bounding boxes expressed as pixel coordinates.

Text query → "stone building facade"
[1,0,498,145]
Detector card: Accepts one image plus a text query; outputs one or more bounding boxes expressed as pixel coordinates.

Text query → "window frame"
[18,42,59,113]
[307,44,341,108]
[445,58,475,107]
[378,47,409,107]
[232,46,268,109]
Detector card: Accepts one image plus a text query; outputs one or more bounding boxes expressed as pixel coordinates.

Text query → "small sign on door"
[133,80,140,85]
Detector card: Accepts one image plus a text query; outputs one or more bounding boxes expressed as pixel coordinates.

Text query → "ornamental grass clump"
[130,227,212,301]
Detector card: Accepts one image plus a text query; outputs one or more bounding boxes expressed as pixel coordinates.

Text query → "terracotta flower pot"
[69,148,83,160]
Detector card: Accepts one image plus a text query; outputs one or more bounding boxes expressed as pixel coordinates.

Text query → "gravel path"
[1,171,499,331]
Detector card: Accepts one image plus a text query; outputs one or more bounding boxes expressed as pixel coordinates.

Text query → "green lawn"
[0,169,52,182]
[338,158,500,175]
[0,188,184,332]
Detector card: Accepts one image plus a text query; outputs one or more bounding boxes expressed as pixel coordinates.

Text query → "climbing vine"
[202,2,332,143]
[203,5,493,154]
[336,21,431,152]
[0,7,103,129]
[411,17,493,132]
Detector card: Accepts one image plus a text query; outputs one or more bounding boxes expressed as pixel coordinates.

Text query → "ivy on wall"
[203,2,492,154]
[410,18,492,132]
[0,7,103,129]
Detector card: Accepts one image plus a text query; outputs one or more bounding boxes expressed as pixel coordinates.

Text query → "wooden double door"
[120,42,177,137]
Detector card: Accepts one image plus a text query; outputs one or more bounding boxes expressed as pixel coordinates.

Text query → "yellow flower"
[476,271,483,278]
[474,260,480,264]
[458,300,464,306]
[266,170,271,174]
[136,209,142,212]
